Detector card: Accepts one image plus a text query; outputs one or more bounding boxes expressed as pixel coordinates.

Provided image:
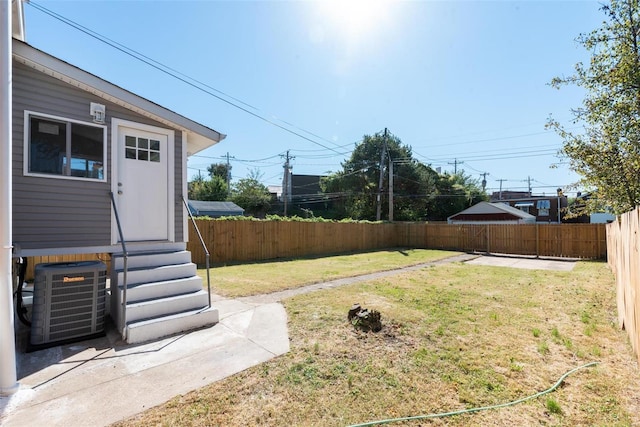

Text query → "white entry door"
[115,121,174,242]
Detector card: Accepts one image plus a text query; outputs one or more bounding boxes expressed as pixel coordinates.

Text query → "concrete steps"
[126,307,219,344]
[110,246,218,344]
[126,290,210,323]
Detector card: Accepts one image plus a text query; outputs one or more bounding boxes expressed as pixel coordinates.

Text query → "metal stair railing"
[182,197,212,308]
[109,191,129,340]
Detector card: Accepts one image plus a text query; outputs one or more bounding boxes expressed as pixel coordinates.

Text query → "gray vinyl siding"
[12,61,185,252]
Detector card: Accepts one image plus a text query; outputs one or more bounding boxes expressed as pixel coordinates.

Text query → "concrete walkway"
[1,299,290,427]
[0,253,574,426]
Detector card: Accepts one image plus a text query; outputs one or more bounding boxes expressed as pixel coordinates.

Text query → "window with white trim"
[536,200,550,216]
[26,112,106,181]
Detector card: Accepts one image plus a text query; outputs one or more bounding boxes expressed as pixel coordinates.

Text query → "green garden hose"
[347,361,599,427]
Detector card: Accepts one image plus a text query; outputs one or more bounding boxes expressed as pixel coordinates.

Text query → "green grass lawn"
[117,252,639,427]
[200,249,460,297]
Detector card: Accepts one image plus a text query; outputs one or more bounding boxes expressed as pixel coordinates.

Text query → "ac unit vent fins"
[30,261,107,350]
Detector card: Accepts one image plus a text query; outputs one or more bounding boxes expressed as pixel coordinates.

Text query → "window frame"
[536,200,550,217]
[23,110,108,182]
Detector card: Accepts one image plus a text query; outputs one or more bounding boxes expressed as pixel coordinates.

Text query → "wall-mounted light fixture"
[90,102,106,124]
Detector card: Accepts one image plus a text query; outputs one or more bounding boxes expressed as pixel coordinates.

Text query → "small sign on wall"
[90,102,106,124]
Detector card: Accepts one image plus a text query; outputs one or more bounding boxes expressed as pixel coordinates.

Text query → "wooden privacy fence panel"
[419,224,604,258]
[607,208,640,363]
[188,221,403,264]
[536,224,606,258]
[188,220,606,265]
[20,222,605,279]
[23,253,111,283]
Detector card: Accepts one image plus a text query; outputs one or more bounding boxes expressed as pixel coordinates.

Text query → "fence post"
[485,224,490,254]
[536,223,539,258]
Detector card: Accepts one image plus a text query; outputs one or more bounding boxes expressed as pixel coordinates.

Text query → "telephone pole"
[282,150,294,216]
[388,157,394,222]
[224,152,232,194]
[497,179,507,200]
[376,128,388,221]
[448,158,464,174]
[480,172,488,192]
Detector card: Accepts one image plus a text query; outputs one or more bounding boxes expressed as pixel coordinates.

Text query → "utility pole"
[282,150,294,216]
[388,158,394,222]
[480,173,487,192]
[224,152,232,194]
[497,179,507,200]
[448,158,464,174]
[527,176,532,196]
[376,128,388,221]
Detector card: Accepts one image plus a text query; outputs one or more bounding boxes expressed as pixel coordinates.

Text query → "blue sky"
[22,0,604,197]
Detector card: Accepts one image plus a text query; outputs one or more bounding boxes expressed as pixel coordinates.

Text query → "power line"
[290,140,359,153]
[461,162,486,174]
[425,148,558,162]
[413,118,573,144]
[27,1,346,155]
[430,143,561,158]
[412,127,580,149]
[29,1,581,187]
[191,154,280,162]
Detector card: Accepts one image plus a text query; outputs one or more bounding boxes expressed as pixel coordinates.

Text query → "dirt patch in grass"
[116,260,639,427]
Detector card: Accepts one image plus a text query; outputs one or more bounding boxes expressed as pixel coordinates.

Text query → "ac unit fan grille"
[30,261,107,348]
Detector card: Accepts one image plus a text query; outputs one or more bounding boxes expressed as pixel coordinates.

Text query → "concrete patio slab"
[465,255,577,271]
[0,298,289,427]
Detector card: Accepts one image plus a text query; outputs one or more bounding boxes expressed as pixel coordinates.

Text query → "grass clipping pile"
[348,303,382,332]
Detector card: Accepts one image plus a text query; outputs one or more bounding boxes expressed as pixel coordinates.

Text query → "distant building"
[448,202,537,224]
[291,174,324,198]
[288,174,326,211]
[490,190,567,223]
[267,185,282,203]
[187,200,244,218]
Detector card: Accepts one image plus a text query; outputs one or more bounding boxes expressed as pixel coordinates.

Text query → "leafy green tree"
[392,160,441,221]
[321,131,440,221]
[207,163,231,180]
[548,0,640,215]
[230,169,272,217]
[188,173,228,201]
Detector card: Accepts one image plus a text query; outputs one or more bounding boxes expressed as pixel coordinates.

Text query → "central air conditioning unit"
[30,261,107,351]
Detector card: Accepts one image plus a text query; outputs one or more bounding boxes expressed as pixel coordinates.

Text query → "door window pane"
[125,135,161,163]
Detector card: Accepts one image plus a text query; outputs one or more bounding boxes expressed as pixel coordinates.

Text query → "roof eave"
[12,39,226,153]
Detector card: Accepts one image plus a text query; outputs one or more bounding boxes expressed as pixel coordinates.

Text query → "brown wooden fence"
[22,222,606,280]
[22,253,111,283]
[187,221,607,265]
[187,221,401,264]
[606,209,640,363]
